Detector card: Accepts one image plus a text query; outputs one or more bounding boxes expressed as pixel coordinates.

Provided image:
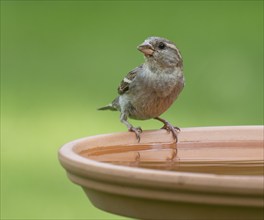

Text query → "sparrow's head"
[137,36,183,68]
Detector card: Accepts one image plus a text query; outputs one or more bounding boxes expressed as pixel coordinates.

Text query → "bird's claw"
[161,125,180,132]
[161,123,180,142]
[129,126,142,142]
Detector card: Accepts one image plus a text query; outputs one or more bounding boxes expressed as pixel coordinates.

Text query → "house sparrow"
[98,36,184,142]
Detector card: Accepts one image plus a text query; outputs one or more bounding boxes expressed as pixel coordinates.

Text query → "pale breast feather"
[118,64,143,95]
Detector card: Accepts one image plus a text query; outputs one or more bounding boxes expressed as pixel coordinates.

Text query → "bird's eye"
[158,42,166,49]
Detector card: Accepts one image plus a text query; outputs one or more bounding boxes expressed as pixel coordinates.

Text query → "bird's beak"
[137,41,155,56]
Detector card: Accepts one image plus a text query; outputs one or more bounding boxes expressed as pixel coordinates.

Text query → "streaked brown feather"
[118,64,143,95]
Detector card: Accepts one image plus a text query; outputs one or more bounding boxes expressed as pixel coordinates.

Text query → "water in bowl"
[79,140,264,175]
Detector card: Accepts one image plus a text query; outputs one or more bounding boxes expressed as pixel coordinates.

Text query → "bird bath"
[58,126,264,220]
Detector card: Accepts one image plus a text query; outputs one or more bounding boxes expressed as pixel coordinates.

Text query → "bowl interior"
[76,126,264,175]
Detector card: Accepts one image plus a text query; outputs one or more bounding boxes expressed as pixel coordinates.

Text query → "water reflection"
[79,140,264,175]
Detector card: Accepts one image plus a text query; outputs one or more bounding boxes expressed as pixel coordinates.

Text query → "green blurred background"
[1,1,263,219]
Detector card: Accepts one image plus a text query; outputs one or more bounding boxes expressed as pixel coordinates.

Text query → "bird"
[98,36,185,142]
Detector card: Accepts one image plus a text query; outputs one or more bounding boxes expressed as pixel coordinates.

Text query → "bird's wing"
[118,64,143,95]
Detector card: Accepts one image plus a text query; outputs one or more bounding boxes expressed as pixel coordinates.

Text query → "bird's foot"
[129,126,142,142]
[161,122,180,142]
[162,124,181,132]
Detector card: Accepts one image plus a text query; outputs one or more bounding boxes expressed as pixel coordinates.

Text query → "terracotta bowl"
[58,126,264,220]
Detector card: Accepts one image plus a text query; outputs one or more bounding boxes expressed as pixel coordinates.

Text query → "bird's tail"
[98,97,119,111]
[97,103,117,111]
